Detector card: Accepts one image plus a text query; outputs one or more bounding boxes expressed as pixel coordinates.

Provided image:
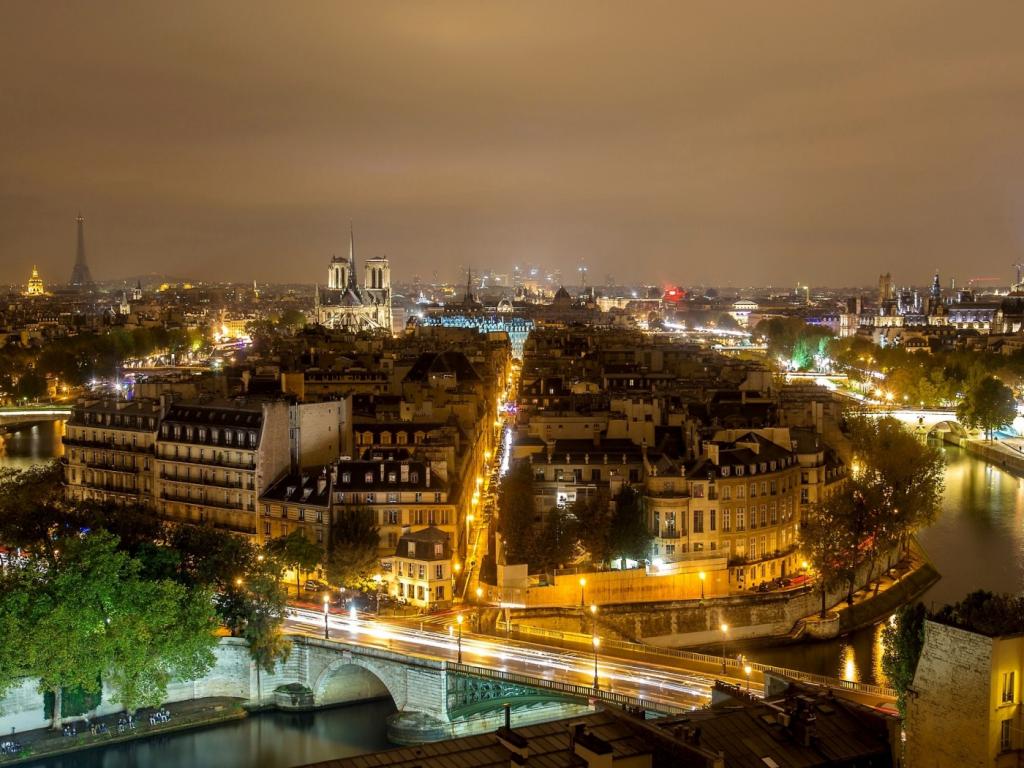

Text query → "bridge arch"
[312,655,405,708]
[925,419,967,437]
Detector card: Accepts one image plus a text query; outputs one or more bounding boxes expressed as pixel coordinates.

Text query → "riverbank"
[957,435,1024,476]
[0,698,246,766]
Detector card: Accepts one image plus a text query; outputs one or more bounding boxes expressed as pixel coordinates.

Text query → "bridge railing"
[446,661,691,715]
[497,621,896,700]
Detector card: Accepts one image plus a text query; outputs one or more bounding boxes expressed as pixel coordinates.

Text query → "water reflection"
[839,643,859,683]
[753,444,1024,683]
[0,420,64,470]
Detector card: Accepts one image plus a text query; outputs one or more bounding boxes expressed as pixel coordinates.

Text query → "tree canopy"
[956,375,1017,440]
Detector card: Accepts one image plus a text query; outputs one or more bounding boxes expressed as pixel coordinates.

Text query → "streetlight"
[592,635,601,690]
[589,603,598,635]
[699,571,706,600]
[744,664,752,691]
[720,623,729,673]
[579,577,587,606]
[456,614,464,664]
[373,574,383,616]
[476,586,484,629]
[323,595,330,640]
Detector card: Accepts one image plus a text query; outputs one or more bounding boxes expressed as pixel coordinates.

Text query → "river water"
[4,421,1023,751]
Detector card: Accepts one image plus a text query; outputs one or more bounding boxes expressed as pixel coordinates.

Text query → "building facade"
[314,228,392,333]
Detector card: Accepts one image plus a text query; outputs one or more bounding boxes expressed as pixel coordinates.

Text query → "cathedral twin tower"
[315,226,393,333]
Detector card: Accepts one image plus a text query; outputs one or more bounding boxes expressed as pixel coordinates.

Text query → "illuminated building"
[314,226,393,333]
[24,265,45,296]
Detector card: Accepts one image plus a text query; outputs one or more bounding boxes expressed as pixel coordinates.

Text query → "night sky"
[3,1,1024,288]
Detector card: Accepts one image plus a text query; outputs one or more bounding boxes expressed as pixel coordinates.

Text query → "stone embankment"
[508,540,938,648]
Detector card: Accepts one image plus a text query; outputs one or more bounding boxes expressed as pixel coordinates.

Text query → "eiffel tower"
[68,213,95,288]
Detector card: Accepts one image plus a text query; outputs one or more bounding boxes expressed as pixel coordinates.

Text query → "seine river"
[3,420,1023,761]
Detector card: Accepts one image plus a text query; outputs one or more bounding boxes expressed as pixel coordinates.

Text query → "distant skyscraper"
[69,213,95,288]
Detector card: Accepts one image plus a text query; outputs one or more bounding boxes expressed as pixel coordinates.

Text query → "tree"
[0,461,72,563]
[497,462,538,566]
[957,375,1017,441]
[266,529,324,595]
[607,486,653,564]
[801,492,858,617]
[169,525,256,590]
[18,532,217,729]
[325,509,380,588]
[848,415,945,559]
[105,579,218,713]
[278,309,308,331]
[881,602,927,719]
[570,490,612,566]
[213,556,292,704]
[14,372,47,401]
[531,510,578,572]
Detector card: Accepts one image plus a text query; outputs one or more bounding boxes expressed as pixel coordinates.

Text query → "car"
[756,582,771,593]
[303,579,329,592]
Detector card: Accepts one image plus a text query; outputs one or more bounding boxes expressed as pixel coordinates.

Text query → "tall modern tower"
[69,213,95,288]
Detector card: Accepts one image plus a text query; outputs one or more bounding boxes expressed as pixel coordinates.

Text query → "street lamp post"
[579,577,587,607]
[589,603,598,635]
[699,571,706,601]
[476,586,484,630]
[456,614,464,664]
[744,664,752,691]
[720,623,728,673]
[592,635,600,691]
[323,595,330,640]
[373,574,383,616]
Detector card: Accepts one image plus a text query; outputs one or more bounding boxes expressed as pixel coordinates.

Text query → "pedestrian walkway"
[0,697,245,765]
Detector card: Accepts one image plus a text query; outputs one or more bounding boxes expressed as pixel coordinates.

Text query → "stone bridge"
[0,405,71,432]
[867,408,968,436]
[250,635,672,742]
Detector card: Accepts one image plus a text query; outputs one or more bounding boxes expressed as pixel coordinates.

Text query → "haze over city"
[5,5,1024,768]
[5,1,1024,287]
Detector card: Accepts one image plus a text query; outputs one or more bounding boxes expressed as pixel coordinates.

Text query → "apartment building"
[63,399,162,506]
[645,429,810,588]
[154,398,290,535]
[386,526,453,608]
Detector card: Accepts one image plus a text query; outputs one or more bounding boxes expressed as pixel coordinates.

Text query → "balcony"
[157,453,255,471]
[160,472,250,490]
[657,528,682,539]
[63,437,154,455]
[160,492,244,511]
[79,480,140,496]
[84,460,140,474]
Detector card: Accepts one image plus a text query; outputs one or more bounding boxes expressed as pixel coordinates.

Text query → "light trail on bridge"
[284,608,747,710]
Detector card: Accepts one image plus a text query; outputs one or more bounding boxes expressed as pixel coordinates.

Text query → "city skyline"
[4,2,1024,286]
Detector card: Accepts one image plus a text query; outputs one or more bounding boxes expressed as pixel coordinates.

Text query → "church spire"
[347,222,357,289]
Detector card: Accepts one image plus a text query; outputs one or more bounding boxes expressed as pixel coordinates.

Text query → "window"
[736,466,744,476]
[1001,719,1012,751]
[737,486,745,499]
[298,508,305,521]
[316,529,323,543]
[435,585,445,600]
[316,510,323,523]
[387,492,399,503]
[1003,671,1016,703]
[418,565,425,580]
[263,505,270,517]
[750,483,757,498]
[709,509,716,531]
[342,472,351,483]
[435,564,444,579]
[264,522,271,535]
[693,484,704,499]
[736,508,745,531]
[722,486,731,500]
[693,510,704,534]
[407,542,416,557]
[365,472,374,483]
[434,542,443,557]
[388,472,397,483]
[385,509,399,525]
[723,510,731,532]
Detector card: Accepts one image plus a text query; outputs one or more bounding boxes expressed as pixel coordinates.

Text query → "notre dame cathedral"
[314,227,392,334]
